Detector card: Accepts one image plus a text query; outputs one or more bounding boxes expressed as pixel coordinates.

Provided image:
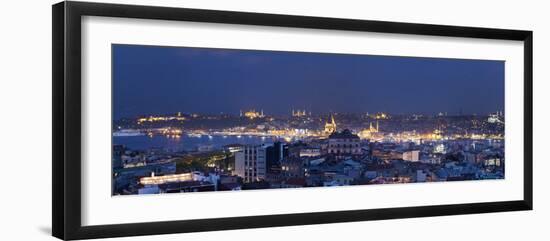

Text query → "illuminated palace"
[327,129,362,158]
[324,114,337,134]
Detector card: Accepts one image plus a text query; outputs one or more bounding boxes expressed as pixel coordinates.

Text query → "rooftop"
[329,129,360,139]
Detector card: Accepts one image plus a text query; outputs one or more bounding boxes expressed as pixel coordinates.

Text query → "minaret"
[331,114,336,131]
[261,109,264,117]
[240,110,243,117]
[376,121,379,132]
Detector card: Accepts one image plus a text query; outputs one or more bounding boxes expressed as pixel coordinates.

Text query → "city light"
[140,173,194,185]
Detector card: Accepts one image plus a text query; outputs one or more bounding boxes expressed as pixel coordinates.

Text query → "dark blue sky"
[113,44,504,119]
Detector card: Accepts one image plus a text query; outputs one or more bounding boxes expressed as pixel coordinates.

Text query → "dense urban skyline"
[112,44,505,195]
[113,44,504,119]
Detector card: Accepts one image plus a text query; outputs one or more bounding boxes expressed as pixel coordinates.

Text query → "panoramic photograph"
[111,44,505,196]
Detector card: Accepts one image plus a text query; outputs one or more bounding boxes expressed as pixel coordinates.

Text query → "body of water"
[113,134,279,152]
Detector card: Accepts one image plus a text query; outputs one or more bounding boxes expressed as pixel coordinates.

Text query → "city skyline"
[112,44,505,196]
[113,44,504,119]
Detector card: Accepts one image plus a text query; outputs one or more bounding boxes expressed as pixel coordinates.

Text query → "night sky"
[113,44,504,119]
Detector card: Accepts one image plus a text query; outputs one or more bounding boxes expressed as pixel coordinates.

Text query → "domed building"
[358,121,379,139]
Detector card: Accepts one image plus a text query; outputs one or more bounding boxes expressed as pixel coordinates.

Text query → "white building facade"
[234,145,267,183]
[403,150,420,162]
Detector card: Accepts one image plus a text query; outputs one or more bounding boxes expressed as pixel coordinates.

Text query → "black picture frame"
[52,1,533,240]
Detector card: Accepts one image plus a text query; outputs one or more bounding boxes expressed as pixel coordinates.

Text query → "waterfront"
[113,134,277,152]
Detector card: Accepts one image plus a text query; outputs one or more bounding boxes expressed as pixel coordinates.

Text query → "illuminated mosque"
[358,121,380,139]
[292,109,311,117]
[240,109,265,119]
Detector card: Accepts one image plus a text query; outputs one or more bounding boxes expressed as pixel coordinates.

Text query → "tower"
[324,114,337,134]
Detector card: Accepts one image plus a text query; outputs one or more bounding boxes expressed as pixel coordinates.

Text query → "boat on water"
[187,133,203,138]
[113,129,145,137]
